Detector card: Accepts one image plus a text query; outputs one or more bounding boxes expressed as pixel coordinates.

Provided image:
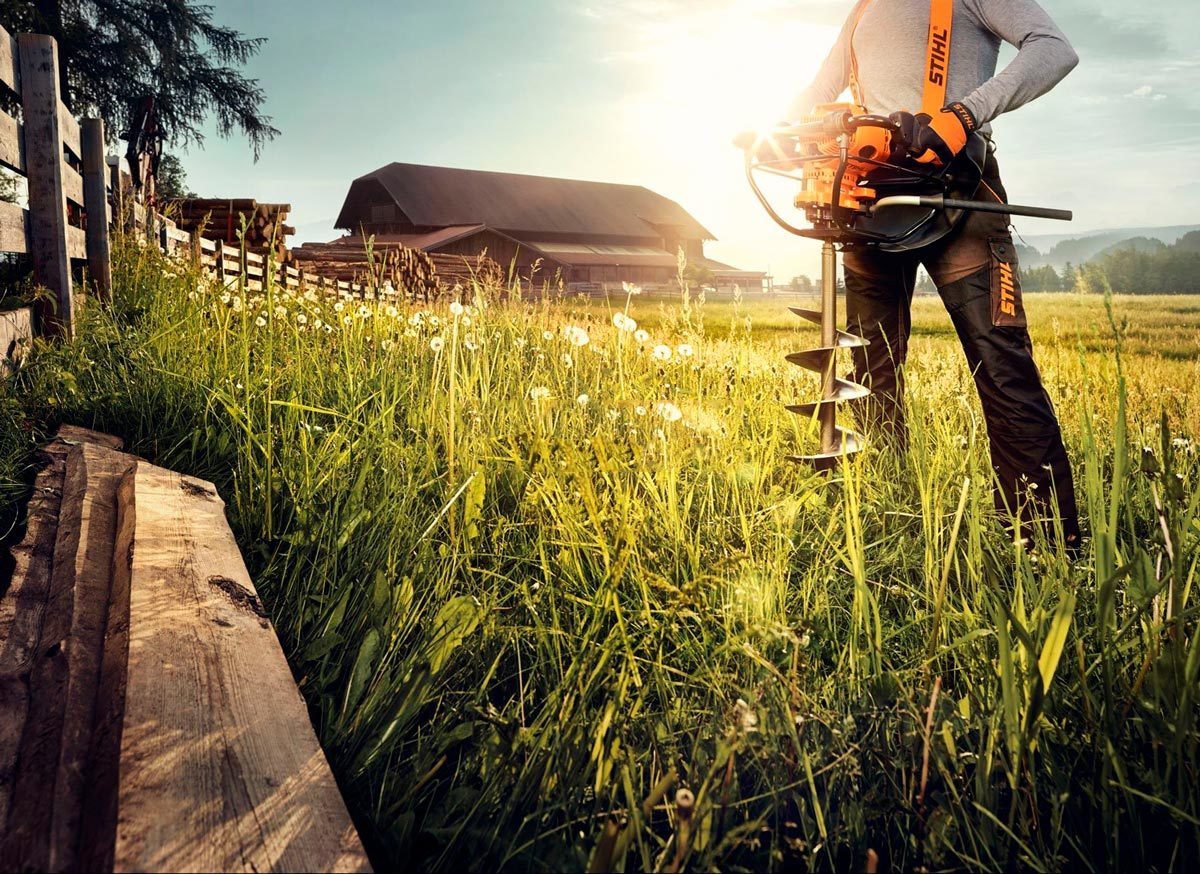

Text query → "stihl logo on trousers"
[928,27,949,86]
[999,261,1017,316]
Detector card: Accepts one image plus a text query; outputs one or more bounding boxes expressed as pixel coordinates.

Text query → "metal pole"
[820,239,837,455]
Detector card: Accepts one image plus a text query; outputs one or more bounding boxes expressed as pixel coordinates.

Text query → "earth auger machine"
[735,104,1073,470]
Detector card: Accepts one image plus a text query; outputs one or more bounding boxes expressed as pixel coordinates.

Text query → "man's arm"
[783,1,869,120]
[960,0,1079,126]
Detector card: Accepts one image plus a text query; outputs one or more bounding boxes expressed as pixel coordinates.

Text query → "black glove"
[889,101,978,166]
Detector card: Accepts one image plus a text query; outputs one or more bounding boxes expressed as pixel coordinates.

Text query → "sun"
[604,3,843,279]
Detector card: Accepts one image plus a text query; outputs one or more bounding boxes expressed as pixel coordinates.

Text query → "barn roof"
[334,163,715,241]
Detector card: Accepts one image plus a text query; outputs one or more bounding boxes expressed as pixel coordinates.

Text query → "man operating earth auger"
[757,0,1081,548]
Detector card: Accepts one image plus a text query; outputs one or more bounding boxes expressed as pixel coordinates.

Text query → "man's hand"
[890,101,978,165]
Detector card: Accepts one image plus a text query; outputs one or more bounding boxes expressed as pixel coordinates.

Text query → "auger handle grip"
[873,195,1073,222]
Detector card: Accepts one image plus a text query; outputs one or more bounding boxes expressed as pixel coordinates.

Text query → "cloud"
[1129,85,1154,98]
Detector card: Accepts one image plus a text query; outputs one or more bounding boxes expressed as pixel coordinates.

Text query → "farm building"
[328,162,769,292]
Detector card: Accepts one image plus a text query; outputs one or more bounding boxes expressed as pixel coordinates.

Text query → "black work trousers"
[841,151,1080,546]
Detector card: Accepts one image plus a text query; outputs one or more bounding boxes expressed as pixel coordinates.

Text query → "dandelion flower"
[576,393,590,406]
[635,405,647,416]
[462,315,472,327]
[529,385,551,402]
[622,281,643,295]
[652,344,672,361]
[450,301,465,316]
[654,401,683,422]
[334,301,345,312]
[562,353,573,368]
[543,330,554,341]
[634,329,649,343]
[612,313,637,332]
[357,305,370,318]
[562,325,590,347]
[255,315,267,328]
[676,343,694,357]
[386,305,398,317]
[296,313,308,324]
[430,336,445,352]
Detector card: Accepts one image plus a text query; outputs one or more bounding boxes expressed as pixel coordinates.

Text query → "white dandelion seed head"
[634,329,649,344]
[334,301,345,312]
[430,336,445,352]
[652,344,672,361]
[654,402,682,422]
[296,313,308,324]
[576,393,590,406]
[529,385,551,402]
[676,343,694,357]
[622,281,643,295]
[562,353,573,368]
[449,301,465,316]
[635,405,647,416]
[255,315,267,328]
[385,305,398,317]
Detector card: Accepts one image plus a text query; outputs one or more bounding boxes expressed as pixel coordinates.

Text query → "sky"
[180,0,1200,282]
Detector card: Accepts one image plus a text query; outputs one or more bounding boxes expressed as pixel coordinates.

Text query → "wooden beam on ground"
[0,446,68,833]
[112,461,370,873]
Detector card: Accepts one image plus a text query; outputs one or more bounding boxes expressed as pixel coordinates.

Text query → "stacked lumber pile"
[167,198,295,264]
[0,426,371,873]
[292,238,503,301]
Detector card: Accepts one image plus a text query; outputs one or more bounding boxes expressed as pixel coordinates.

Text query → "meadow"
[1,243,1198,872]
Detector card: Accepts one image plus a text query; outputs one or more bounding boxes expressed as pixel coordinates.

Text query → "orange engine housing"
[793,103,892,217]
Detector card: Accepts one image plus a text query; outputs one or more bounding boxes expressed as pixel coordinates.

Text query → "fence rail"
[0,25,383,357]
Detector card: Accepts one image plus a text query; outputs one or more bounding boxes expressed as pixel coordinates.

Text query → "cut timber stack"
[292,238,503,301]
[167,198,295,265]
[0,426,370,873]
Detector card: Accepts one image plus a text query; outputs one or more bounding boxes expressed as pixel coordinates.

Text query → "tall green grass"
[3,238,1198,871]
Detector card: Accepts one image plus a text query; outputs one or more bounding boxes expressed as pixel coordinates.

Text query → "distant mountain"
[1015,224,1200,269]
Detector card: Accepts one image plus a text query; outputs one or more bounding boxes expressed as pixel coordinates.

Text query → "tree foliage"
[0,0,278,156]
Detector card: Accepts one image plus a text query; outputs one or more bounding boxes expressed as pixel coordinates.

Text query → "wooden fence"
[0,25,381,352]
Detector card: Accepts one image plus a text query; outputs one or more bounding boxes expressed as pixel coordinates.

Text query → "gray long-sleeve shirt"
[785,0,1078,131]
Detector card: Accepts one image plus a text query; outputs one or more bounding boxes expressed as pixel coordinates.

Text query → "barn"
[330,162,768,292]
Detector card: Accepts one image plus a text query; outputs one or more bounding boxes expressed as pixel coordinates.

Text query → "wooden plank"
[82,118,112,302]
[48,443,132,871]
[112,462,371,873]
[0,449,67,835]
[58,103,80,162]
[244,249,263,267]
[66,225,85,260]
[199,237,217,253]
[0,27,18,94]
[0,112,25,173]
[61,160,83,207]
[0,200,28,255]
[0,441,90,869]
[0,305,32,367]
[18,34,73,337]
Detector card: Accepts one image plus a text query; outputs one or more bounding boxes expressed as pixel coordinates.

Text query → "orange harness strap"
[922,0,954,115]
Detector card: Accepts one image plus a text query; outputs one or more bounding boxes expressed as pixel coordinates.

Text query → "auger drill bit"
[785,239,869,470]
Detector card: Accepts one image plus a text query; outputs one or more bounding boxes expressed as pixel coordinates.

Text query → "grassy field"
[2,245,1198,871]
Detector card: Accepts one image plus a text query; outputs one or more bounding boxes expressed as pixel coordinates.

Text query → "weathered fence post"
[81,117,112,303]
[18,33,73,338]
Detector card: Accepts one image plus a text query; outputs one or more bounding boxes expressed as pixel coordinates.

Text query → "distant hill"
[1015,224,1200,268]
[1093,236,1167,260]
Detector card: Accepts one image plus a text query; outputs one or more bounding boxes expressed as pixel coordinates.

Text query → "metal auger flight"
[734,104,1073,470]
[784,240,870,469]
